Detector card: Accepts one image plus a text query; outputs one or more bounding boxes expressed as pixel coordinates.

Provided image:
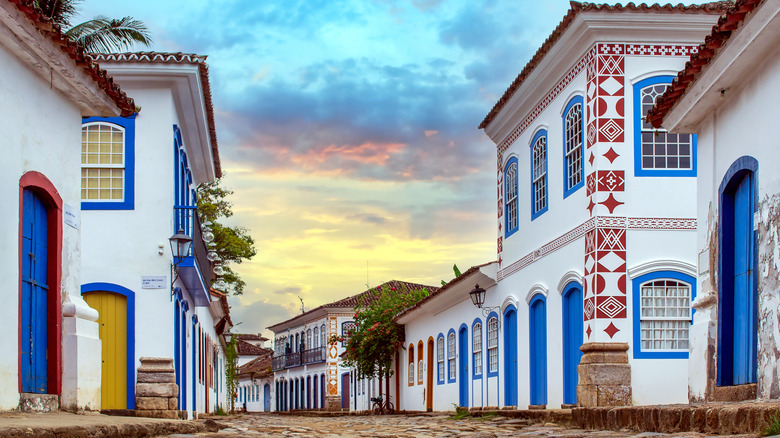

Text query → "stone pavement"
[0,411,204,437]
[170,413,762,438]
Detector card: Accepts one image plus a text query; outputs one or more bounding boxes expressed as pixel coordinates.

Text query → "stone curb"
[0,420,206,438]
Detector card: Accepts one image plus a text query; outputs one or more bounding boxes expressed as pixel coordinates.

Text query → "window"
[313,327,319,348]
[563,97,584,197]
[487,316,498,375]
[632,270,695,359]
[473,321,483,378]
[295,333,299,352]
[306,329,312,350]
[634,76,696,177]
[342,321,356,346]
[408,344,415,386]
[447,331,456,383]
[321,324,326,347]
[437,335,444,384]
[417,341,424,384]
[504,157,519,237]
[531,129,548,219]
[81,116,135,210]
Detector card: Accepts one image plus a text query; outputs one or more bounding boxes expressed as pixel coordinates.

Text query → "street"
[167,413,759,438]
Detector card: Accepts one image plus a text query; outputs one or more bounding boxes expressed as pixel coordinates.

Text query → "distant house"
[647,0,780,403]
[268,280,436,411]
[235,338,274,413]
[0,0,134,411]
[78,52,229,417]
[477,2,725,409]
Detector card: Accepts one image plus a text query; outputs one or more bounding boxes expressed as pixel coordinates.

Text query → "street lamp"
[169,228,192,266]
[468,283,500,327]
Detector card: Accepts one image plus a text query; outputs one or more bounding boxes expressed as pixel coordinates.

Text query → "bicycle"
[370,395,394,415]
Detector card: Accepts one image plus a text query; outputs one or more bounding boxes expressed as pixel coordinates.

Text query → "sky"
[74,0,643,336]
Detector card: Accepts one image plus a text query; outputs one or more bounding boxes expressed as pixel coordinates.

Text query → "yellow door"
[84,291,127,409]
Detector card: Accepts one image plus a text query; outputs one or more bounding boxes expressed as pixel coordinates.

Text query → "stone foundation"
[135,357,179,419]
[577,342,631,407]
[324,396,342,411]
[19,393,59,412]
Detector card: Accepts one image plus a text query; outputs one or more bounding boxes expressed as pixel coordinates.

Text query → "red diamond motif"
[604,322,620,338]
[599,192,624,214]
[587,197,596,215]
[604,147,619,163]
[586,324,592,339]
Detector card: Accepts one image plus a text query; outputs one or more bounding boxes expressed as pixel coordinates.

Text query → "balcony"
[173,205,213,307]
[271,347,327,371]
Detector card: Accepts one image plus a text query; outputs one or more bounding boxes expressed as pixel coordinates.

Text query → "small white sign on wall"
[64,204,78,229]
[141,276,167,289]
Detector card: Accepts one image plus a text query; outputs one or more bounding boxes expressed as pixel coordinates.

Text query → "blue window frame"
[717,156,758,386]
[341,321,356,346]
[486,311,499,378]
[633,76,696,177]
[81,115,136,210]
[472,318,483,379]
[436,333,445,385]
[504,157,519,238]
[632,270,696,359]
[530,129,548,220]
[562,97,584,198]
[446,329,456,384]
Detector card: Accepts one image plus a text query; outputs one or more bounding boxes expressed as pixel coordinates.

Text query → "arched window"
[487,316,498,375]
[632,270,696,359]
[306,329,312,350]
[342,321,356,346]
[447,331,456,383]
[81,120,132,205]
[505,157,519,237]
[408,344,415,386]
[634,76,695,176]
[294,333,299,352]
[563,97,584,197]
[313,327,319,348]
[321,324,326,347]
[531,129,548,219]
[472,321,483,377]
[437,335,444,384]
[417,341,424,384]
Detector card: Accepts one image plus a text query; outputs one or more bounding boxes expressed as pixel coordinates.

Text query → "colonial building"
[79,52,229,417]
[269,280,435,411]
[235,337,274,412]
[0,0,134,411]
[647,0,780,403]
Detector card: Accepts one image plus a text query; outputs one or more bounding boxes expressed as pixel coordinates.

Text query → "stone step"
[19,393,59,413]
[574,401,780,435]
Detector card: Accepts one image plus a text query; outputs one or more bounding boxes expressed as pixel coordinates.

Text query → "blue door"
[732,172,756,384]
[458,326,469,407]
[21,189,49,394]
[562,283,583,405]
[503,306,517,407]
[264,383,271,411]
[529,295,547,406]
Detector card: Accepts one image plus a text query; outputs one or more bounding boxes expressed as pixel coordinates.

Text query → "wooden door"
[341,373,350,409]
[458,327,469,407]
[529,296,547,406]
[562,283,583,405]
[732,172,756,384]
[426,338,434,411]
[21,189,49,394]
[84,291,127,409]
[503,306,517,407]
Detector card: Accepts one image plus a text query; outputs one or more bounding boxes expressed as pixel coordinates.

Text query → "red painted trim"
[18,171,63,396]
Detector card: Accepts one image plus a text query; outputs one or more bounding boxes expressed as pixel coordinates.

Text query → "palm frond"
[34,0,82,27]
[66,15,152,53]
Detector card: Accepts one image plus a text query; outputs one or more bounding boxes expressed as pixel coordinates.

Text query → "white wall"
[0,42,92,410]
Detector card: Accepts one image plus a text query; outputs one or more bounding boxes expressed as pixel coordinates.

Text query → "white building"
[79,52,229,417]
[647,0,780,403]
[268,280,434,411]
[394,2,729,412]
[235,339,274,412]
[0,1,135,411]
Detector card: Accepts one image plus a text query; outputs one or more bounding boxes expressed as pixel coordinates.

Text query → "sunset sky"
[77,1,704,336]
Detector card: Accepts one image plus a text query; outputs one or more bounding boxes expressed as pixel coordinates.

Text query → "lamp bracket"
[479,306,501,329]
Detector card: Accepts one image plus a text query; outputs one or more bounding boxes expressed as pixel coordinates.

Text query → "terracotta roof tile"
[6,0,136,116]
[646,0,763,127]
[237,349,274,378]
[88,52,222,178]
[237,339,265,355]
[478,1,731,130]
[237,333,268,342]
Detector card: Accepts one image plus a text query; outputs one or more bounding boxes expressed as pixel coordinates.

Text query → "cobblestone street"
[168,413,760,438]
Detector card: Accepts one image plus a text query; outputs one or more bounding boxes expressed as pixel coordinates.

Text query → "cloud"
[274,287,303,295]
[228,297,295,336]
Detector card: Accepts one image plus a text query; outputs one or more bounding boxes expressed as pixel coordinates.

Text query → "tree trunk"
[378,364,383,398]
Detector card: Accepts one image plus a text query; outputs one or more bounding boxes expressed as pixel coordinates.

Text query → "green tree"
[336,283,430,399]
[35,0,152,53]
[197,177,257,296]
[224,334,238,414]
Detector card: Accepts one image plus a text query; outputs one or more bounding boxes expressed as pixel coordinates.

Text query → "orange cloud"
[292,142,406,167]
